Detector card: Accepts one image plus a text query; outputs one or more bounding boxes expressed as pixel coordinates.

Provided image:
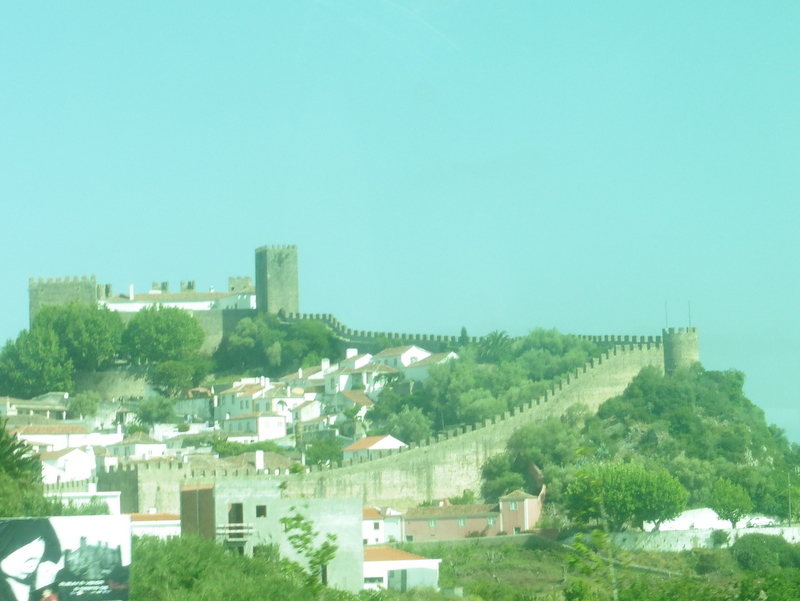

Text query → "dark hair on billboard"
[0,519,61,564]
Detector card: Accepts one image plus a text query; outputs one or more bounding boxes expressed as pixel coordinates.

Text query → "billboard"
[0,515,131,601]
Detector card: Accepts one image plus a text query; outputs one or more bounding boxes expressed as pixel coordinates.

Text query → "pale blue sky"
[2,3,798,440]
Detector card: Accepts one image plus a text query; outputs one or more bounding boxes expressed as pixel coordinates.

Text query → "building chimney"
[255,450,264,471]
[321,358,330,370]
[346,348,358,359]
[129,283,134,300]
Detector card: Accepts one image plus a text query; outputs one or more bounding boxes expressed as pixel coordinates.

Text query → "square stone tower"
[254,245,299,315]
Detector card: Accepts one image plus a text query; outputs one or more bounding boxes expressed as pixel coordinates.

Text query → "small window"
[509,501,518,511]
[364,577,383,584]
[256,505,267,518]
[458,518,466,527]
[406,535,414,542]
[514,527,521,534]
[429,519,437,528]
[373,522,380,530]
[487,517,496,526]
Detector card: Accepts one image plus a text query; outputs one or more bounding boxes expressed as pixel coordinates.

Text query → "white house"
[216,378,305,425]
[100,280,256,314]
[221,412,287,441]
[328,391,374,419]
[363,546,441,592]
[402,352,459,383]
[129,512,182,538]
[372,346,432,370]
[107,432,168,460]
[292,399,322,424]
[343,435,407,462]
[0,396,68,420]
[362,507,404,545]
[39,447,96,484]
[11,423,122,453]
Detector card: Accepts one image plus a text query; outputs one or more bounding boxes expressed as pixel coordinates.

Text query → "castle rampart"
[279,340,666,508]
[96,337,680,514]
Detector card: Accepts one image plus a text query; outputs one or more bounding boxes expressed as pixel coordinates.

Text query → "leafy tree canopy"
[122,306,205,364]
[0,328,74,398]
[67,390,101,419]
[135,395,176,425]
[33,302,123,371]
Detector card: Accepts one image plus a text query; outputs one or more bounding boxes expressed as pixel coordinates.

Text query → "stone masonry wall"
[94,339,681,514]
[281,342,665,509]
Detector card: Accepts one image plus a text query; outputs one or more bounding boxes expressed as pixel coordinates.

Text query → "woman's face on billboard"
[0,538,45,581]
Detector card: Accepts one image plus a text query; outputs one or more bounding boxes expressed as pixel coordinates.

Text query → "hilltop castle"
[29,245,299,354]
[32,244,700,510]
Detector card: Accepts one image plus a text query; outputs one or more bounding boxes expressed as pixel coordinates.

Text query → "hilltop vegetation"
[369,329,605,437]
[482,364,800,528]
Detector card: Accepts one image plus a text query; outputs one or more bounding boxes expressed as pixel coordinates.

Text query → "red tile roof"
[128,513,180,521]
[343,435,396,451]
[363,507,383,520]
[364,546,429,562]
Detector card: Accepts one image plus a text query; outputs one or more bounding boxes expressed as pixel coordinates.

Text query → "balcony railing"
[216,523,255,543]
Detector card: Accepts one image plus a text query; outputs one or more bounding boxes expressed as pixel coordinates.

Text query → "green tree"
[33,302,123,371]
[282,320,339,372]
[152,360,195,397]
[481,453,526,502]
[710,477,753,528]
[279,510,338,592]
[122,306,205,364]
[67,390,101,419]
[0,418,54,518]
[477,330,513,363]
[0,328,74,398]
[631,468,688,531]
[0,418,41,484]
[215,313,286,374]
[304,439,343,466]
[566,462,687,532]
[373,406,432,444]
[135,395,176,425]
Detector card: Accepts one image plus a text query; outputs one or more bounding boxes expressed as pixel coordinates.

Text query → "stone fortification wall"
[255,245,299,315]
[283,312,481,347]
[662,327,700,374]
[281,341,666,509]
[191,308,256,355]
[28,275,109,326]
[98,461,266,514]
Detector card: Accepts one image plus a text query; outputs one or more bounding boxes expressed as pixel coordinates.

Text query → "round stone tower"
[662,327,700,374]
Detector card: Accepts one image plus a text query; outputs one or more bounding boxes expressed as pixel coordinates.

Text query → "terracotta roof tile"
[129,513,180,521]
[343,435,399,451]
[340,391,374,407]
[363,507,383,520]
[364,546,430,562]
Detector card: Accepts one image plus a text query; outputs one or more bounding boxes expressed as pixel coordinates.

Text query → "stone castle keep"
[32,244,700,512]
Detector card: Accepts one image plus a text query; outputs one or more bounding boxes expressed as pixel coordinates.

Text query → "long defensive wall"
[281,328,698,509]
[88,328,697,514]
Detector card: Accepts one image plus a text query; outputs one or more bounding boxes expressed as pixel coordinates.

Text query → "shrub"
[710,529,730,548]
[729,533,800,571]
